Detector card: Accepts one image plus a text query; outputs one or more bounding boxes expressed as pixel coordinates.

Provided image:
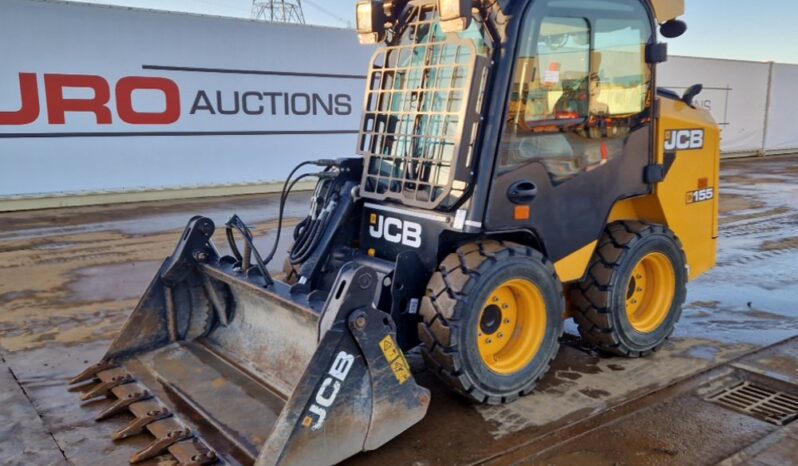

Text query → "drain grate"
[706,381,798,426]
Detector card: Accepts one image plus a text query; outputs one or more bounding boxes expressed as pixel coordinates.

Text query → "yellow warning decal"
[379,335,411,385]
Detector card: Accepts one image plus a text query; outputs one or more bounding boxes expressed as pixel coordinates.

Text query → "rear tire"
[418,241,564,405]
[570,222,687,357]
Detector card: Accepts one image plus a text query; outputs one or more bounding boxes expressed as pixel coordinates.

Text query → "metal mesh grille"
[706,381,798,426]
[358,6,478,208]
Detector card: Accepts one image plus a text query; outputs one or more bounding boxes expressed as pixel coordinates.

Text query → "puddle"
[68,261,160,303]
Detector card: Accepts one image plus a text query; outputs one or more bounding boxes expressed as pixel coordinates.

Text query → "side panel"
[359,203,448,270]
[554,240,598,283]
[610,97,720,280]
[486,127,652,262]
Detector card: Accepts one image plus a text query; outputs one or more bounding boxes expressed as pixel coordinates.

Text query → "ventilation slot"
[705,380,798,426]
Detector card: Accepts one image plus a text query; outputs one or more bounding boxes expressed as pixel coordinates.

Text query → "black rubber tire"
[570,221,687,357]
[418,240,564,405]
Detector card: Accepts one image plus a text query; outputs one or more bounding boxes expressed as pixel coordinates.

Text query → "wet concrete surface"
[0,354,66,466]
[0,155,797,465]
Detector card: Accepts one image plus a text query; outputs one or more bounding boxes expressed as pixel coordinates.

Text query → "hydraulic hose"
[223,159,339,287]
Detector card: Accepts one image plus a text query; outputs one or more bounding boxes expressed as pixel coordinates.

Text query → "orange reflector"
[698,177,709,189]
[514,205,531,221]
[369,213,377,224]
[368,248,376,257]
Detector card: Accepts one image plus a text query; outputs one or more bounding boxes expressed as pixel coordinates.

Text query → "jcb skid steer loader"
[71,0,720,464]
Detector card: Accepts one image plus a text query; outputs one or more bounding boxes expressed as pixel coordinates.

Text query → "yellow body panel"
[554,240,598,283]
[650,0,685,22]
[609,97,721,281]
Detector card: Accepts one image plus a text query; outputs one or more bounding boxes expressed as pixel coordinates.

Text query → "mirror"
[682,83,703,106]
[660,19,687,39]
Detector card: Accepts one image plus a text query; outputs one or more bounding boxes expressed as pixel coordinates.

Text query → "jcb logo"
[664,129,704,151]
[368,214,422,248]
[303,351,355,431]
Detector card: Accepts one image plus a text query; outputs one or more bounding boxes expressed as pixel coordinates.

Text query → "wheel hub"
[477,279,547,375]
[625,252,676,333]
[479,305,502,335]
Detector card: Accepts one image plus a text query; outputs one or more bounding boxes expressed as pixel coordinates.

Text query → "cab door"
[486,0,657,262]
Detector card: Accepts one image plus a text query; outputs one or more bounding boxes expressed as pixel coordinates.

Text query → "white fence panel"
[0,0,374,199]
[659,56,771,155]
[764,63,798,153]
[1,0,795,209]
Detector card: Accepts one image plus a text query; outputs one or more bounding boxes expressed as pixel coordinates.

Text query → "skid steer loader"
[71,0,719,464]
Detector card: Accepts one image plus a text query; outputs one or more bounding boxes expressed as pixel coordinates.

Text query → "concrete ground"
[0,155,797,466]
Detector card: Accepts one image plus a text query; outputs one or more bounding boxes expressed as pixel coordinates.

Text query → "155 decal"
[686,187,715,204]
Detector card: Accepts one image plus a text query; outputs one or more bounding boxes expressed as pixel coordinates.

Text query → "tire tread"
[570,221,687,357]
[419,240,563,404]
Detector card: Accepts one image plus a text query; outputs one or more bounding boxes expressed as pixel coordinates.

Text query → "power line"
[302,0,352,27]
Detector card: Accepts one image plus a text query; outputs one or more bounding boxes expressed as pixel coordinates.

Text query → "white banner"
[764,63,798,152]
[659,56,771,154]
[0,0,374,198]
[1,0,795,204]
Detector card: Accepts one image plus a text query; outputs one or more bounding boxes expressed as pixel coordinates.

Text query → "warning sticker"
[379,335,411,385]
[544,69,560,84]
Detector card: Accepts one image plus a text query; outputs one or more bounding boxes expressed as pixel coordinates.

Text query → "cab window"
[501,0,654,183]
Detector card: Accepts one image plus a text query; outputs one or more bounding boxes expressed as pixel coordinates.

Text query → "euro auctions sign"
[1,71,355,132]
[0,0,373,200]
[1,74,183,126]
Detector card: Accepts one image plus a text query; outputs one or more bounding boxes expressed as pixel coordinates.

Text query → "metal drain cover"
[706,380,798,426]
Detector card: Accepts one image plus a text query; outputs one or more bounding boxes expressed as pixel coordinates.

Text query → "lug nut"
[498,332,504,338]
[502,304,509,309]
[504,319,511,324]
[486,338,492,344]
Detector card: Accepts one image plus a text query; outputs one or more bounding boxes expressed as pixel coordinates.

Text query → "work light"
[438,0,471,33]
[356,0,385,44]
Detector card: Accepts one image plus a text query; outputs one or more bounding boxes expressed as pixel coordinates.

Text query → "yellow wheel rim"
[625,252,676,333]
[477,279,547,375]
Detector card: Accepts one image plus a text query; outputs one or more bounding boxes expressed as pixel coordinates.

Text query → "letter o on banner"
[116,77,181,124]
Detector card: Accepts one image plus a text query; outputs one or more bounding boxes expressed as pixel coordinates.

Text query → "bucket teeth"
[69,360,116,385]
[112,400,171,440]
[95,383,151,421]
[169,439,218,466]
[80,368,134,401]
[130,417,193,463]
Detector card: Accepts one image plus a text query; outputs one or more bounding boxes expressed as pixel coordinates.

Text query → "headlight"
[356,1,385,44]
[438,0,471,33]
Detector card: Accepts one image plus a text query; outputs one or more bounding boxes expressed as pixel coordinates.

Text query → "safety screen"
[358,6,479,208]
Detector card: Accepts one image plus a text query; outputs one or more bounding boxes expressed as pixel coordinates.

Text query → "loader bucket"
[70,216,430,466]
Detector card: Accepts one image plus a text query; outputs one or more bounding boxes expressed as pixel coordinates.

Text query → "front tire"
[418,241,564,405]
[571,222,687,357]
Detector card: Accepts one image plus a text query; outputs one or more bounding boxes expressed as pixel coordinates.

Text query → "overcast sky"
[68,0,798,64]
